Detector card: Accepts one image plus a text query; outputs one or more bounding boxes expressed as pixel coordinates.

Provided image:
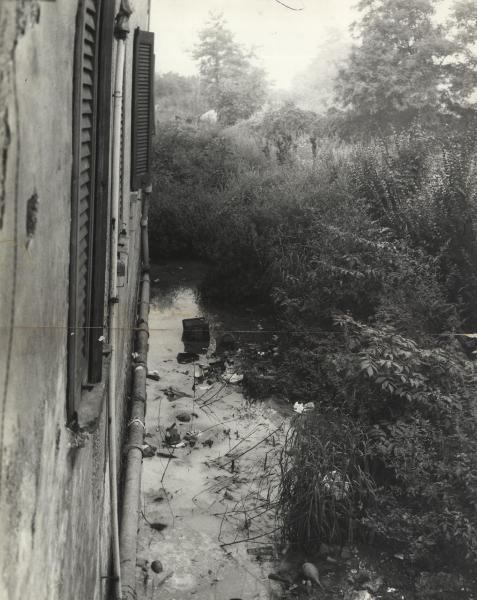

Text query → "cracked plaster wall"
[0,1,150,599]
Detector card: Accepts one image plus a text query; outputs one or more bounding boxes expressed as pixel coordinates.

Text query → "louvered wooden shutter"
[68,0,115,419]
[131,29,155,191]
[68,0,100,417]
[88,0,114,384]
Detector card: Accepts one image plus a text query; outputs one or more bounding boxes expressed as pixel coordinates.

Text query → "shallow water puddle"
[136,262,288,600]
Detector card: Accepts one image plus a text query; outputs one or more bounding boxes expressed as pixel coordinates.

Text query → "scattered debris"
[293,401,315,414]
[147,370,161,381]
[194,364,204,381]
[163,386,193,400]
[223,489,236,501]
[176,411,191,423]
[246,546,274,558]
[184,430,200,446]
[223,372,244,384]
[165,423,181,446]
[149,522,168,532]
[136,557,148,572]
[182,317,210,343]
[208,356,224,368]
[177,352,199,364]
[153,490,172,502]
[142,444,157,458]
[150,560,163,574]
[302,562,324,589]
[156,451,178,459]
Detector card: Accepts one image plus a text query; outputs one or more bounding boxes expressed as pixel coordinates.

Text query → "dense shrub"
[348,126,477,328]
[149,119,477,567]
[149,122,266,258]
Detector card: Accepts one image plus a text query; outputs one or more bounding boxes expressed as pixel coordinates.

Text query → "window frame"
[67,0,115,424]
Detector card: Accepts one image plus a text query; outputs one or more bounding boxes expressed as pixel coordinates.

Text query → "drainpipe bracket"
[127,417,145,429]
[124,443,145,456]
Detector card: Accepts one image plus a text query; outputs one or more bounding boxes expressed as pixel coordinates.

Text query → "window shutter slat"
[131,29,155,191]
[68,0,100,418]
[87,0,115,384]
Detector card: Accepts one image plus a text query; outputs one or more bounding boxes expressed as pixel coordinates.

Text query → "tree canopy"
[154,72,208,122]
[192,12,268,125]
[258,102,318,163]
[335,0,477,130]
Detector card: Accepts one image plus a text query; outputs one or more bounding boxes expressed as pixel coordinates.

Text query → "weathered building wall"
[0,1,150,599]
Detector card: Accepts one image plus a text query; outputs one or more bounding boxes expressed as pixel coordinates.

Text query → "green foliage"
[154,72,207,122]
[347,126,477,327]
[149,121,259,257]
[192,12,268,125]
[149,121,477,567]
[280,411,377,547]
[335,0,477,132]
[279,317,477,565]
[257,102,318,163]
[334,318,477,563]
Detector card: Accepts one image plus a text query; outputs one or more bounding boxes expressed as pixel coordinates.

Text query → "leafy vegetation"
[335,0,477,133]
[154,72,207,122]
[192,12,268,125]
[150,0,477,581]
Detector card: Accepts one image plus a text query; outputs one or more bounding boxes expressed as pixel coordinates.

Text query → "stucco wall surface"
[0,1,150,599]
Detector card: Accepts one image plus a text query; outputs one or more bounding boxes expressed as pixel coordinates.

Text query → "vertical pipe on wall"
[119,188,151,599]
[108,35,126,600]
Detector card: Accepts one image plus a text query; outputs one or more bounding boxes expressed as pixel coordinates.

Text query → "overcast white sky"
[149,0,357,89]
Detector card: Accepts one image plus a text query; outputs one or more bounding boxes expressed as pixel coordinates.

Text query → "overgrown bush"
[348,125,477,328]
[149,121,266,258]
[149,119,477,568]
[279,317,477,566]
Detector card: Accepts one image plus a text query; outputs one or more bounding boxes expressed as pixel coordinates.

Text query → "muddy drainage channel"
[136,278,289,600]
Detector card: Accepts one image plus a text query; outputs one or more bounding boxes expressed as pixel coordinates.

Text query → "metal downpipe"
[119,187,152,599]
[108,35,126,600]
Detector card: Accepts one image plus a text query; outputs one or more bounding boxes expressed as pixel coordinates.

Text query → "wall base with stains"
[0,1,150,598]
